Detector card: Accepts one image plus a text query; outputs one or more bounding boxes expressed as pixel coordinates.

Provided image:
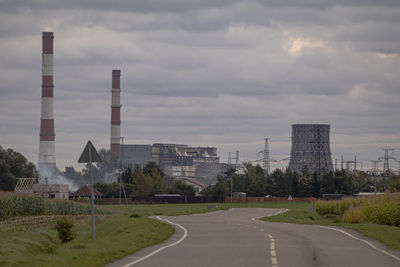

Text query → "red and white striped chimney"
[38,32,56,171]
[110,70,121,159]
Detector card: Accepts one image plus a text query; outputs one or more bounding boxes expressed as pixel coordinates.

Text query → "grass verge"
[0,203,227,266]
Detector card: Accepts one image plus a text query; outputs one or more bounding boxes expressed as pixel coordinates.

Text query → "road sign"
[78,141,102,163]
[78,140,102,240]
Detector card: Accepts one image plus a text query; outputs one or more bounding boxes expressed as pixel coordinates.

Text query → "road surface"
[107,208,400,267]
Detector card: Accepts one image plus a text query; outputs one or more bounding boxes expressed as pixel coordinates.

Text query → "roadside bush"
[317,193,400,226]
[55,217,74,243]
[316,199,352,216]
[343,206,364,224]
[362,194,400,226]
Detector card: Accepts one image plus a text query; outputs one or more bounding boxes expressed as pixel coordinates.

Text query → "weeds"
[316,193,400,226]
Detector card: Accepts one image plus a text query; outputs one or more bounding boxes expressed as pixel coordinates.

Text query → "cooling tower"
[289,124,333,175]
[38,32,56,173]
[110,70,121,159]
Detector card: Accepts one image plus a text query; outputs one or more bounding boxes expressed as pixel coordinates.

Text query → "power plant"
[289,124,333,175]
[110,70,121,159]
[38,32,56,174]
[33,31,397,186]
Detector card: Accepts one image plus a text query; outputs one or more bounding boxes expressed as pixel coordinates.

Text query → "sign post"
[78,141,102,240]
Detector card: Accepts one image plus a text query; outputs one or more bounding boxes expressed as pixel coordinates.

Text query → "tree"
[143,162,165,194]
[131,166,154,197]
[120,168,132,184]
[0,160,15,191]
[202,176,229,202]
[0,146,38,191]
[311,172,320,198]
[297,176,313,197]
[168,181,196,202]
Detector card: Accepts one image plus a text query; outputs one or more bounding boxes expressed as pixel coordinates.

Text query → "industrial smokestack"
[110,70,121,160]
[38,32,56,173]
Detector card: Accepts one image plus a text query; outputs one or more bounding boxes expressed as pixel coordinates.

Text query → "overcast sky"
[1,0,399,172]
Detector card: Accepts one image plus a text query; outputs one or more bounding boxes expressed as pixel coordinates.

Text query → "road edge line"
[122,216,188,267]
[318,225,400,263]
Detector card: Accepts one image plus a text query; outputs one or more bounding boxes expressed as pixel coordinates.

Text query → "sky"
[0,0,399,172]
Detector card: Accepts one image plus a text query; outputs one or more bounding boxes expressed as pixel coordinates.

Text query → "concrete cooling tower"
[289,124,333,175]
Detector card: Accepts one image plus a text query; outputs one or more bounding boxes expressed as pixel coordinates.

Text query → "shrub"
[317,193,400,226]
[343,206,364,224]
[55,217,74,243]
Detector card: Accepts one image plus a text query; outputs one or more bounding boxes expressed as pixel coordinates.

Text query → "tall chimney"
[110,70,121,160]
[38,32,56,172]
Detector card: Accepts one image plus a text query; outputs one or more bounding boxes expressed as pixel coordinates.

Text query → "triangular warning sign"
[78,141,102,163]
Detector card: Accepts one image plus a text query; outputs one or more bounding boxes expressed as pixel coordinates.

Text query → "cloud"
[1,0,400,172]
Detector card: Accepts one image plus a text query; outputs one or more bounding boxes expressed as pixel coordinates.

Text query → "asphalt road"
[107,208,400,267]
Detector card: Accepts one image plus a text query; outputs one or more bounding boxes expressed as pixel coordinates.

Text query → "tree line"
[92,162,196,198]
[202,163,398,200]
[1,145,399,199]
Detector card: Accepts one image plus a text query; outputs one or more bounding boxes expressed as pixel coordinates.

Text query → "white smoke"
[38,166,79,192]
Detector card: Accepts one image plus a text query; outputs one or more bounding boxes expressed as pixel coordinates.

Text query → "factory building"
[289,124,334,175]
[119,144,152,169]
[119,143,228,184]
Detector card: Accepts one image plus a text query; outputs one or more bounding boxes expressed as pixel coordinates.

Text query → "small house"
[70,184,103,199]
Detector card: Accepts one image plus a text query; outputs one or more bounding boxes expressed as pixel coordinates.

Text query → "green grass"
[0,214,174,267]
[0,203,228,267]
[103,202,229,216]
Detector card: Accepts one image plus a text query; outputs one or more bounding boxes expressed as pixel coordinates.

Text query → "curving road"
[107,208,400,267]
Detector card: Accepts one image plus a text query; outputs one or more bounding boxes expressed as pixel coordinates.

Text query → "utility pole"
[370,160,380,175]
[341,155,344,171]
[379,148,396,173]
[354,155,357,171]
[258,138,271,175]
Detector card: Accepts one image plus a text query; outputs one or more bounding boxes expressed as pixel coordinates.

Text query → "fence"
[94,196,220,205]
[225,196,317,203]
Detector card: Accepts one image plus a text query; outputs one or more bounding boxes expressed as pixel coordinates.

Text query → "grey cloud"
[1,0,400,170]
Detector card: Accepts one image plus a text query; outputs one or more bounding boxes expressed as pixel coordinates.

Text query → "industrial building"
[119,144,152,168]
[119,143,229,185]
[289,124,333,175]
